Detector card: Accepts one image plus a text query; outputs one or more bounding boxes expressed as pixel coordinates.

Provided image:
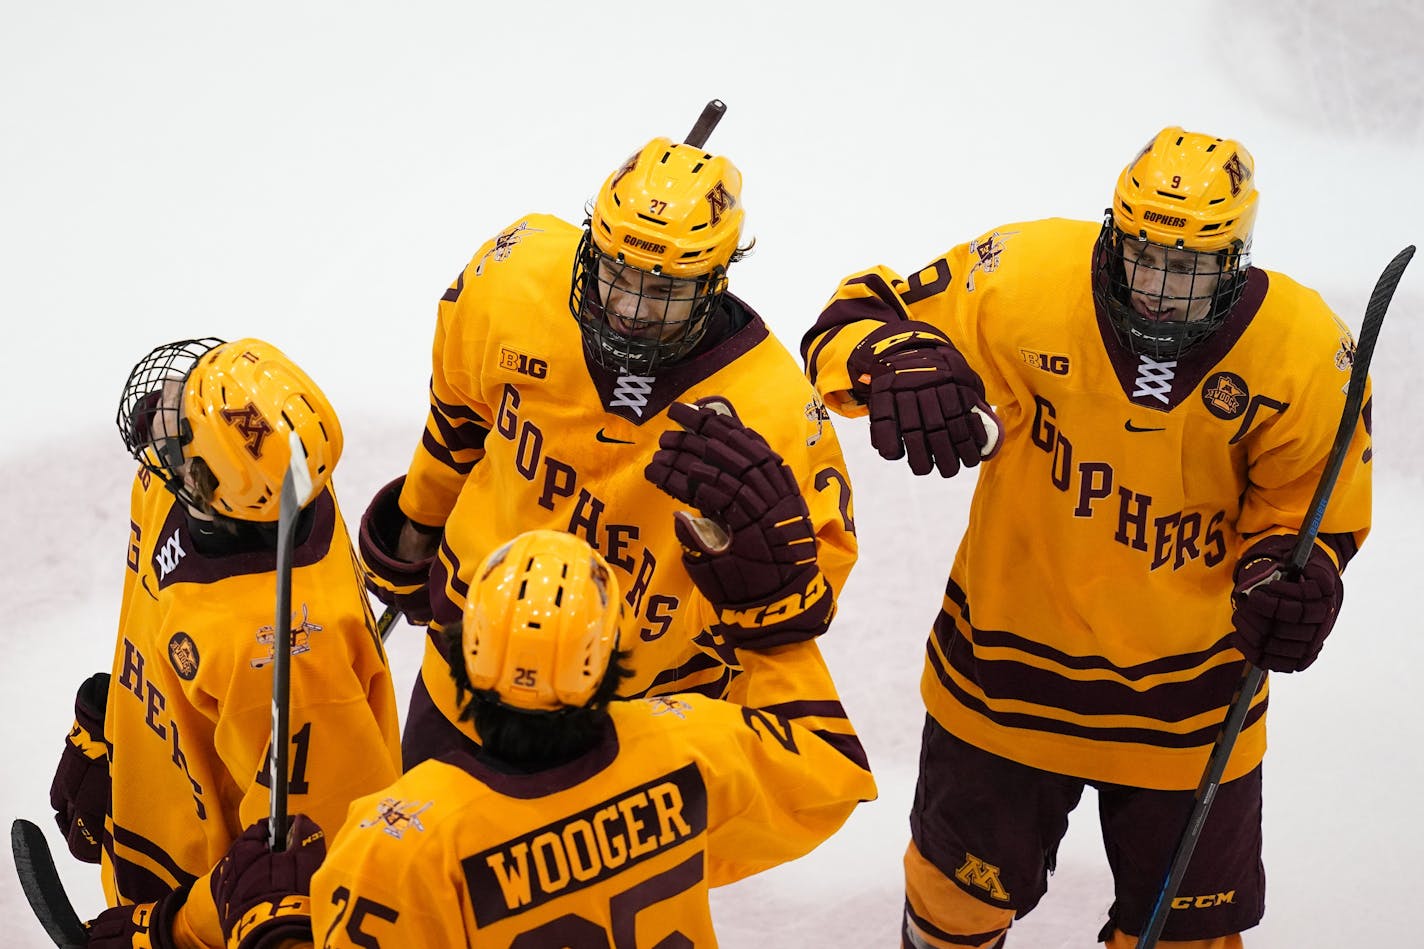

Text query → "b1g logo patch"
[499,347,548,379]
[1019,349,1070,376]
[1202,371,1249,420]
[167,632,200,680]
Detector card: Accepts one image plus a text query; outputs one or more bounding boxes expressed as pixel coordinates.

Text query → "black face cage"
[116,337,226,506]
[1091,215,1249,360]
[568,229,725,375]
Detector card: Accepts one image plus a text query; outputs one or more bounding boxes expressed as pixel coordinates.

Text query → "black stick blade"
[684,99,726,148]
[11,819,88,948]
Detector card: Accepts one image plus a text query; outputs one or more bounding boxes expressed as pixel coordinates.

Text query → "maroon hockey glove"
[847,320,1001,478]
[1230,534,1345,673]
[358,475,438,626]
[645,401,832,648]
[211,816,324,949]
[87,885,188,949]
[49,672,110,863]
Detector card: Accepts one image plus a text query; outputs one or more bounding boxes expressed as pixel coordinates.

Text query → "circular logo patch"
[1201,371,1250,420]
[167,632,200,681]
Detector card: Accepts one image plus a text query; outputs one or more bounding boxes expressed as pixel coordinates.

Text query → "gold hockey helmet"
[591,137,744,278]
[1112,126,1257,259]
[570,138,746,373]
[462,529,621,712]
[1094,127,1260,358]
[118,338,343,521]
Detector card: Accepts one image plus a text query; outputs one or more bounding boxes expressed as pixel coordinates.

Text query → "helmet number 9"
[1171,175,1182,188]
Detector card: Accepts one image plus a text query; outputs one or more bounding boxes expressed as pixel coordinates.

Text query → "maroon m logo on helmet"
[219,402,273,459]
[609,152,640,192]
[705,181,736,226]
[1222,153,1251,196]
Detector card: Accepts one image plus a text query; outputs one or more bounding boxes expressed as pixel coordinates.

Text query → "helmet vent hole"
[517,579,528,599]
[554,585,564,607]
[689,223,708,232]
[1156,190,1186,201]
[636,212,665,225]
[1205,142,1217,152]
[612,194,621,207]
[1208,197,1226,205]
[691,162,704,173]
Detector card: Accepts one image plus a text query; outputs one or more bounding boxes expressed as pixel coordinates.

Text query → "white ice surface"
[3,2,1421,945]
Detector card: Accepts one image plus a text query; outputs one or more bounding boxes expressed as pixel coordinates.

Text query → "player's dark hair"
[443,624,634,771]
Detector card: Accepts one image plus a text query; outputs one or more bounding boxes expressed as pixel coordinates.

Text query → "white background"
[3,2,1421,945]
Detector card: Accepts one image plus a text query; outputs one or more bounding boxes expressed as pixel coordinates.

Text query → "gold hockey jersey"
[804,218,1372,790]
[101,468,402,940]
[307,653,877,948]
[398,215,858,745]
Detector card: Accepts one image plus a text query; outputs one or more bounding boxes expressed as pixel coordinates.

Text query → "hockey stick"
[11,818,87,948]
[1138,244,1416,948]
[268,430,314,852]
[683,99,726,149]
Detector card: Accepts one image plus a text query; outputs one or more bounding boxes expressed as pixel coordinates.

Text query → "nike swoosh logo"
[595,429,636,445]
[1124,420,1167,433]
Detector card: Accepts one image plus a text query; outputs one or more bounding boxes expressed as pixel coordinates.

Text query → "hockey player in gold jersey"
[357,119,859,768]
[49,338,402,949]
[802,128,1372,948]
[204,528,877,949]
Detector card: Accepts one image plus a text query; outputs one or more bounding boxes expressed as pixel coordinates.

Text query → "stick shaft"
[1138,244,1414,947]
[683,99,726,148]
